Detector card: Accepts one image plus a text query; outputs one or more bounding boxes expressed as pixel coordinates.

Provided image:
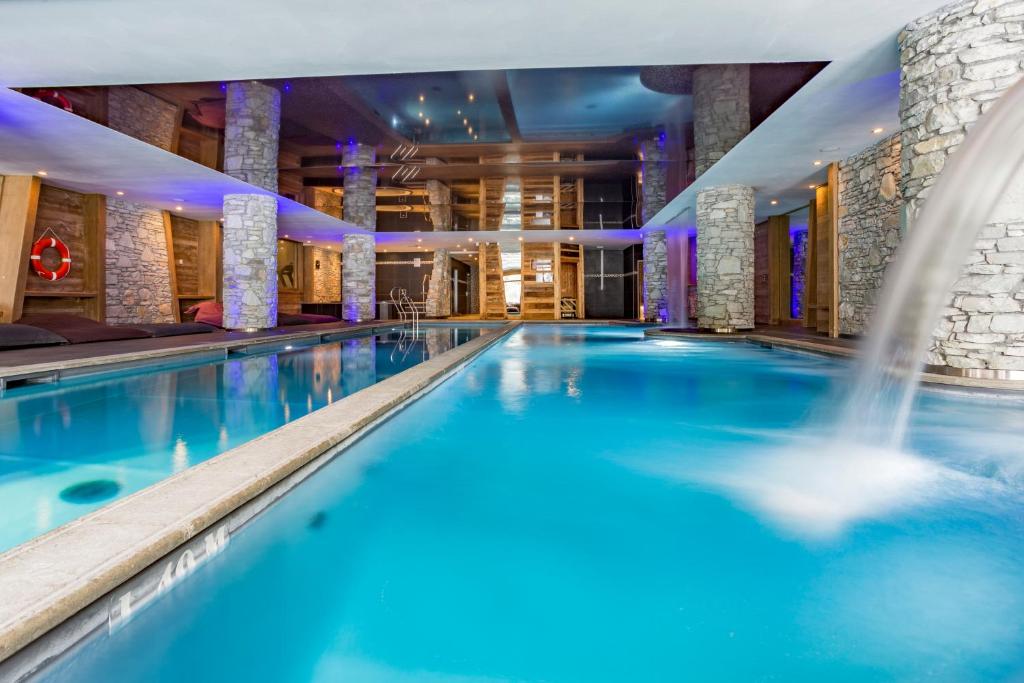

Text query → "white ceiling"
[0,0,946,88]
[0,87,367,240]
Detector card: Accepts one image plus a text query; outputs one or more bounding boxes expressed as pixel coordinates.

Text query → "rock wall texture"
[642,231,669,321]
[693,64,751,178]
[342,143,377,230]
[308,246,341,302]
[222,194,279,329]
[696,185,756,329]
[105,199,175,324]
[837,134,903,335]
[224,81,281,193]
[901,0,1024,370]
[641,138,668,224]
[342,234,376,321]
[107,87,179,151]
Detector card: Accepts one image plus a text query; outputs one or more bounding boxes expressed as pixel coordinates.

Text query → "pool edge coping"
[0,320,521,668]
[644,328,1024,393]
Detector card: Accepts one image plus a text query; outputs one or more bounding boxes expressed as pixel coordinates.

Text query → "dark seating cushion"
[132,322,217,338]
[16,314,151,344]
[278,313,341,326]
[0,323,68,350]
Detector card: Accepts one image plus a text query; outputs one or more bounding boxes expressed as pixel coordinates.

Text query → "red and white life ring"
[30,236,72,281]
[30,89,74,113]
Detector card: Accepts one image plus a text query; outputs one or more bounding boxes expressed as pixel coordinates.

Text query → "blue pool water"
[0,325,483,552]
[38,326,1024,681]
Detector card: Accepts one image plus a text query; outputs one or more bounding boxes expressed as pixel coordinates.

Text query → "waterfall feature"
[839,78,1024,449]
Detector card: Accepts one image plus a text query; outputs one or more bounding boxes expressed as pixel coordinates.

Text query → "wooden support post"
[83,194,106,321]
[767,214,791,325]
[0,176,42,323]
[162,210,181,322]
[803,198,818,329]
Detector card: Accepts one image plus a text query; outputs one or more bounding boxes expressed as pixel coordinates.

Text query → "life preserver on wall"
[29,89,74,113]
[30,236,72,281]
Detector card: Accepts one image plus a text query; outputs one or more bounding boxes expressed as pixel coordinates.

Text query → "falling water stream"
[839,77,1024,449]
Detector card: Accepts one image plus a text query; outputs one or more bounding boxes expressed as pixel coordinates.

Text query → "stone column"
[901,0,1024,371]
[425,173,452,317]
[468,261,480,314]
[696,185,756,329]
[641,137,669,322]
[104,87,179,324]
[341,142,377,321]
[221,81,281,329]
[693,64,754,330]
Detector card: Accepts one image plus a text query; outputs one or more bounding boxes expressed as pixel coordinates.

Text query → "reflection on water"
[0,326,482,551]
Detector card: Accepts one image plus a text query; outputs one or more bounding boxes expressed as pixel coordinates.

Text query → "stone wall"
[900,0,1024,370]
[224,81,281,193]
[342,234,376,321]
[308,246,341,302]
[425,175,452,316]
[641,138,668,223]
[642,231,669,321]
[837,133,903,335]
[105,200,175,324]
[692,64,751,178]
[696,185,756,329]
[222,194,278,329]
[107,87,179,151]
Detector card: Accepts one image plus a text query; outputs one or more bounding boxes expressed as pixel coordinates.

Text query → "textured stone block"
[696,185,755,329]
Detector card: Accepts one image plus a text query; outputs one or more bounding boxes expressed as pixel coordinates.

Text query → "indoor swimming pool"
[35,325,1024,682]
[0,324,485,552]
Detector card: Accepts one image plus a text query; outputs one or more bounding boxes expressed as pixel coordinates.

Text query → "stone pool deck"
[0,321,519,675]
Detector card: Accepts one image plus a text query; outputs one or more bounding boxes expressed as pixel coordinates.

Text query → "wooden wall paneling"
[811,164,839,336]
[521,242,557,319]
[768,214,791,325]
[827,163,840,337]
[162,211,181,322]
[0,176,41,323]
[803,198,818,329]
[83,195,106,320]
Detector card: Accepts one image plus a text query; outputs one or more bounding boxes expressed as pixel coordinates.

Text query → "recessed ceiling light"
[770,200,779,206]
[813,160,822,166]
[457,109,462,115]
[116,190,125,196]
[37,170,47,176]
[284,234,289,237]
[468,93,475,102]
[456,244,462,248]
[418,111,424,118]
[468,126,473,134]
[809,184,817,190]
[425,118,430,126]
[872,127,884,134]
[568,236,575,241]
[417,238,423,243]
[418,94,425,102]
[175,205,183,211]
[305,240,311,244]
[463,118,468,125]
[517,236,523,241]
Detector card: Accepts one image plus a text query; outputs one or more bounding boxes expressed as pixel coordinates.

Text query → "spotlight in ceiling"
[37,170,47,176]
[425,118,430,126]
[175,205,183,211]
[770,200,779,206]
[468,93,475,102]
[568,236,575,241]
[418,111,424,118]
[116,190,125,196]
[813,160,822,166]
[872,127,884,134]
[418,94,425,103]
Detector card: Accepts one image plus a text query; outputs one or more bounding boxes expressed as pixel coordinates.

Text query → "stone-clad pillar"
[901,0,1024,371]
[693,64,754,330]
[696,186,756,329]
[425,172,452,317]
[221,81,281,329]
[641,137,669,322]
[342,142,378,321]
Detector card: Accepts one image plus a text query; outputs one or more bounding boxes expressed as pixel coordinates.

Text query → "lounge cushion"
[0,323,68,350]
[132,322,217,338]
[15,314,151,344]
[278,312,341,326]
[184,301,223,327]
